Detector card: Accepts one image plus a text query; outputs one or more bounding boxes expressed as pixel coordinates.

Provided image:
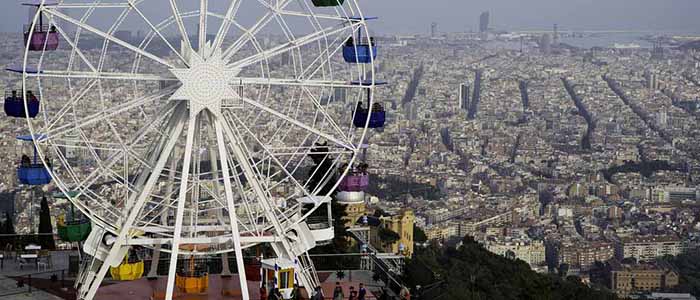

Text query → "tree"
[0,216,5,250]
[38,196,56,250]
[414,224,428,244]
[2,212,15,250]
[403,236,617,300]
[378,227,400,244]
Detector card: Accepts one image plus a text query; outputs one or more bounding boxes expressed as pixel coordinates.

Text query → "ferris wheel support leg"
[147,246,161,279]
[214,118,250,300]
[217,118,319,295]
[80,108,187,300]
[221,252,232,277]
[149,146,180,280]
[165,114,198,300]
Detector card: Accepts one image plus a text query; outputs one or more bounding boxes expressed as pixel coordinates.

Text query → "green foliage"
[0,212,16,250]
[366,175,444,201]
[378,227,400,243]
[38,196,56,250]
[657,252,700,296]
[414,224,428,243]
[403,236,616,300]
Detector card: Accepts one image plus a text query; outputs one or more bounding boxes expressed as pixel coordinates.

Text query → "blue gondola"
[342,19,378,64]
[4,90,40,118]
[343,42,377,64]
[16,134,51,185]
[353,109,385,128]
[351,79,388,128]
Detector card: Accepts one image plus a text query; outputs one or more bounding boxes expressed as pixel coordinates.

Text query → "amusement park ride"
[5,0,386,299]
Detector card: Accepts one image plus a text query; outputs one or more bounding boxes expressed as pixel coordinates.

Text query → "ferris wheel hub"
[169,42,240,116]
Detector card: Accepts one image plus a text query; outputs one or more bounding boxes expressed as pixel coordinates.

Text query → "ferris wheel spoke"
[80,106,187,300]
[126,0,189,66]
[53,103,181,218]
[211,0,241,51]
[213,117,251,297]
[50,19,97,72]
[226,113,313,198]
[278,10,352,22]
[238,95,354,150]
[44,87,173,140]
[222,0,295,60]
[43,8,177,69]
[232,76,368,89]
[168,0,192,53]
[217,113,297,256]
[301,84,351,140]
[27,69,175,82]
[228,21,356,69]
[198,0,208,52]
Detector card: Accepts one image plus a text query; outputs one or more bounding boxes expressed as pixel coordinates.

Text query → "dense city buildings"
[2,4,700,298]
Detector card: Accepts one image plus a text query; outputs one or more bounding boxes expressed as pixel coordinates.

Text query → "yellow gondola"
[176,256,208,294]
[110,251,144,281]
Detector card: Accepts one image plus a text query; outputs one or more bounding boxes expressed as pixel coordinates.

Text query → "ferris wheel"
[11,0,385,299]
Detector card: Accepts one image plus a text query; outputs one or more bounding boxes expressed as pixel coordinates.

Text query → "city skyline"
[2,0,700,34]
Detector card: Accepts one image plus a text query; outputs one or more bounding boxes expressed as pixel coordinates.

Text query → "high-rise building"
[553,24,559,46]
[114,30,132,42]
[540,33,552,55]
[333,87,347,103]
[459,83,470,111]
[281,51,291,65]
[430,22,438,37]
[479,11,490,33]
[468,70,482,120]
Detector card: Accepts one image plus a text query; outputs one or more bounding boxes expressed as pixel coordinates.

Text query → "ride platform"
[94,273,378,300]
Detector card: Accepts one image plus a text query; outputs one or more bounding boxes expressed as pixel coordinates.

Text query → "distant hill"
[403,236,617,300]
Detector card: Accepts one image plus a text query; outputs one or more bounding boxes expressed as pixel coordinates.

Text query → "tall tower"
[479,11,490,33]
[540,34,552,55]
[430,22,438,37]
[553,24,559,46]
[459,83,470,112]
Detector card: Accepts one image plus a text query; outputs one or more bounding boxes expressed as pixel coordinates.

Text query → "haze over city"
[1,1,700,300]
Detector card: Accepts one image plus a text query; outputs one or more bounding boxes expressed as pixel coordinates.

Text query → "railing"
[23,24,54,34]
[347,230,407,295]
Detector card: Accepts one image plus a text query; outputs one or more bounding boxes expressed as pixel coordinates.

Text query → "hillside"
[403,236,617,300]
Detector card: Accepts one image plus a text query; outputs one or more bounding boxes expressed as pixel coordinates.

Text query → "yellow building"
[337,191,367,228]
[370,210,415,256]
[342,201,367,228]
[611,263,679,298]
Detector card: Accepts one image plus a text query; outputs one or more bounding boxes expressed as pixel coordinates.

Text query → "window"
[278,269,294,289]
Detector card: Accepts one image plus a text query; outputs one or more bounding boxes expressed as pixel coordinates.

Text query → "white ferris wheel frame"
[19,0,380,299]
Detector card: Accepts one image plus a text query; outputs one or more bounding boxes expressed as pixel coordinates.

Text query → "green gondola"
[55,192,91,242]
[311,0,344,7]
[57,218,91,242]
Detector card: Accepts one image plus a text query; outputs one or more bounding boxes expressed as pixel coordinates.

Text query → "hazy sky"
[1,0,699,34]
